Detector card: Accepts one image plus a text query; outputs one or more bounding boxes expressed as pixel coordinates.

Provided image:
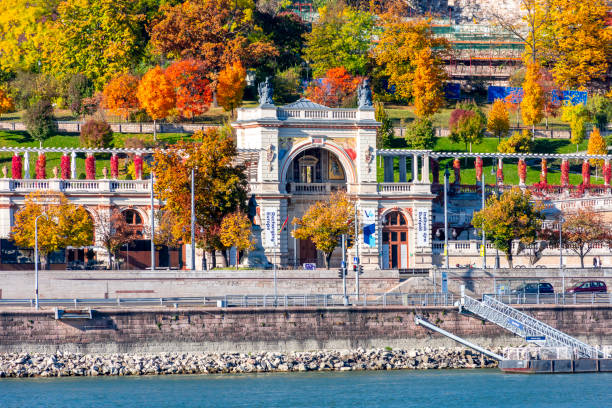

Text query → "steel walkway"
[460,290,605,359]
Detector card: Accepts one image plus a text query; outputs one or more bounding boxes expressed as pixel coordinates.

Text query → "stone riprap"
[0,348,499,377]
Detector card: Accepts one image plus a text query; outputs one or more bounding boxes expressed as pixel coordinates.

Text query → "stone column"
[561,159,569,187]
[496,158,504,185]
[475,156,483,182]
[412,154,419,182]
[398,156,407,182]
[421,154,430,183]
[71,151,77,179]
[518,158,526,186]
[431,158,439,184]
[453,158,460,185]
[604,159,611,186]
[383,156,394,182]
[540,158,547,185]
[582,159,590,185]
[23,151,30,179]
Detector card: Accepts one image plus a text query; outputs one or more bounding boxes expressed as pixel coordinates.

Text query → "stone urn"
[52,166,59,179]
[1,165,7,178]
[102,166,108,179]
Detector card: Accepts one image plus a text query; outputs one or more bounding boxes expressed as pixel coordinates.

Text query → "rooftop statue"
[258,77,274,106]
[358,78,372,109]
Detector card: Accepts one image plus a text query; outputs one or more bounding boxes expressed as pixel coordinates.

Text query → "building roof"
[281,98,329,110]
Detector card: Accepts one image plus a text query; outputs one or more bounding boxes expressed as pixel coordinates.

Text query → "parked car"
[511,282,554,294]
[565,280,607,294]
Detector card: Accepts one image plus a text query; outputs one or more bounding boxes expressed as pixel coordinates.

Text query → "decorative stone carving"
[266,145,275,171]
[52,166,58,179]
[364,146,374,173]
[258,77,274,106]
[1,165,7,178]
[358,78,372,109]
[102,166,108,179]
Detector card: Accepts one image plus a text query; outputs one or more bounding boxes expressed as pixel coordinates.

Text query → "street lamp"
[559,217,565,293]
[34,213,48,310]
[443,165,450,271]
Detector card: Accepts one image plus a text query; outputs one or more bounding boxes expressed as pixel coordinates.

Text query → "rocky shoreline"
[0,348,500,377]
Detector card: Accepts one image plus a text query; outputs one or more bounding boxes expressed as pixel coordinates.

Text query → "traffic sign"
[526,336,546,342]
[353,256,359,264]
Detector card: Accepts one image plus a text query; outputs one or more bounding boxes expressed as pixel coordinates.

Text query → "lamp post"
[150,172,155,270]
[481,171,486,269]
[559,217,565,293]
[443,165,449,271]
[34,213,48,310]
[191,167,196,270]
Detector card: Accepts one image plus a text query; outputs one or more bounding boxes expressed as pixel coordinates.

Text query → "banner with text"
[416,208,429,247]
[264,209,277,248]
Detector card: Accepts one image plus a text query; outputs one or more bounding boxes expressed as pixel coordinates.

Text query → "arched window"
[123,209,143,226]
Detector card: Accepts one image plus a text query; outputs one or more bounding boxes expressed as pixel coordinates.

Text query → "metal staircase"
[461,294,604,359]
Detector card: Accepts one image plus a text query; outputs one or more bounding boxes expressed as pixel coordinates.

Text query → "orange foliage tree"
[136,66,176,140]
[102,74,140,120]
[305,67,361,108]
[0,88,15,114]
[165,59,213,119]
[412,47,446,118]
[216,61,246,116]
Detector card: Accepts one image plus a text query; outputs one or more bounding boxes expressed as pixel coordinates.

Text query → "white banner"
[416,208,429,247]
[264,209,277,247]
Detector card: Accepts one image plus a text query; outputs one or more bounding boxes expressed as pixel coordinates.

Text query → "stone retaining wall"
[0,305,609,354]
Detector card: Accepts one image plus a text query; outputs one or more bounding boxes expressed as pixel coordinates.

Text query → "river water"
[1,369,610,407]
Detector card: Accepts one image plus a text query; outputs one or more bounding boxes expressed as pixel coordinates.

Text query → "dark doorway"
[299,238,317,265]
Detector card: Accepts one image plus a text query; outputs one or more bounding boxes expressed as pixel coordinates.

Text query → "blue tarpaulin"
[444,83,461,100]
[488,86,587,105]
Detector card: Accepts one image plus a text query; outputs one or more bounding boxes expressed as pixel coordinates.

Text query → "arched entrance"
[382,211,409,269]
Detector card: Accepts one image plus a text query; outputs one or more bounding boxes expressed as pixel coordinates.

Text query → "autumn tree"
[0,88,15,115]
[561,103,589,150]
[292,192,355,269]
[586,128,607,169]
[487,99,510,142]
[304,1,377,77]
[10,191,94,269]
[80,119,113,148]
[67,74,93,118]
[220,211,254,269]
[136,66,176,140]
[150,0,277,74]
[165,59,213,119]
[405,118,436,150]
[152,128,248,268]
[472,188,544,268]
[374,17,450,102]
[102,74,140,120]
[546,0,612,89]
[216,61,247,116]
[97,209,138,269]
[375,102,393,148]
[412,47,446,118]
[588,94,612,131]
[305,67,360,108]
[449,103,486,152]
[521,63,544,133]
[541,209,611,268]
[498,130,534,154]
[43,0,147,89]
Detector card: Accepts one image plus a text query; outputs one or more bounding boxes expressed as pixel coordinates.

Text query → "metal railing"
[0,293,457,308]
[483,292,612,305]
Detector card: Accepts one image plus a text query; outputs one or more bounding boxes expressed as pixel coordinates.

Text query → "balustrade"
[0,178,151,194]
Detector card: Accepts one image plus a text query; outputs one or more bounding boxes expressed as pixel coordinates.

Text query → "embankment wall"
[0,305,609,354]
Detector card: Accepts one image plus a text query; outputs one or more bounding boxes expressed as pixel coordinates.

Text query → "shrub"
[80,119,113,148]
[497,130,534,153]
[375,102,393,148]
[405,118,436,149]
[449,102,485,152]
[23,99,56,146]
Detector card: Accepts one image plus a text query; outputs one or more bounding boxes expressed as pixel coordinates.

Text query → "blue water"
[0,370,610,408]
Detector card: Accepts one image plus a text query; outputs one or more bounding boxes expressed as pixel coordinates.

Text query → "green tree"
[304,1,377,77]
[256,11,308,72]
[10,191,94,269]
[43,0,147,89]
[405,118,436,150]
[292,192,354,269]
[561,103,589,150]
[24,99,57,147]
[375,102,393,148]
[472,188,544,268]
[273,66,301,104]
[449,103,486,152]
[588,94,612,131]
[152,128,248,267]
[67,74,94,117]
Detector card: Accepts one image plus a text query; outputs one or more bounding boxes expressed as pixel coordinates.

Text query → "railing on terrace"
[276,109,357,120]
[378,183,412,193]
[286,182,346,194]
[482,293,612,305]
[0,179,151,193]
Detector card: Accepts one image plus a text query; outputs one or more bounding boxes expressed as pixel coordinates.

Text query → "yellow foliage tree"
[220,211,254,269]
[0,88,15,114]
[292,192,354,269]
[487,99,510,141]
[373,16,450,101]
[136,66,176,140]
[547,0,612,89]
[216,61,246,116]
[521,63,544,132]
[587,128,607,168]
[412,47,446,118]
[10,191,94,268]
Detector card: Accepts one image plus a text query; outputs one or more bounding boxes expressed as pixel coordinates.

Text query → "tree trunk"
[153,119,157,142]
[325,251,332,269]
[506,252,513,269]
